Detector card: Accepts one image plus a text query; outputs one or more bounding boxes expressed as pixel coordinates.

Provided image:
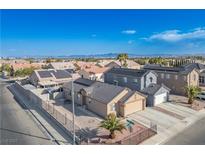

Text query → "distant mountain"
[2,52,205,59]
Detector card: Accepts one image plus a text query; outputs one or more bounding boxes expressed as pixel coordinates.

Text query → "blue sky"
[1,9,205,57]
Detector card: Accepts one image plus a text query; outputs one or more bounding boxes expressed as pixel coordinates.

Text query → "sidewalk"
[140,109,205,145]
[9,84,73,145]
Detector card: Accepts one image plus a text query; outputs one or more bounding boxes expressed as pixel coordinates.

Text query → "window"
[161,73,164,79]
[110,104,116,111]
[184,76,187,81]
[77,93,80,100]
[88,98,92,103]
[114,80,118,86]
[175,75,178,80]
[166,74,170,79]
[149,77,153,83]
[123,77,127,83]
[133,78,138,83]
[199,76,205,84]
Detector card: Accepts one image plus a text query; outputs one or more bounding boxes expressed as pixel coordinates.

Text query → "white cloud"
[91,34,96,37]
[146,27,205,42]
[122,30,136,35]
[128,40,134,44]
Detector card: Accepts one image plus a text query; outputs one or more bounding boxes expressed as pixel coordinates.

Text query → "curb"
[8,85,60,145]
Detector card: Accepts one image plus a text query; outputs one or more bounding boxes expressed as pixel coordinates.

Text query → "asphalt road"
[0,80,53,145]
[165,116,205,145]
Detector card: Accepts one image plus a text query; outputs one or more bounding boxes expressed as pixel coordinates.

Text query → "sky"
[1,9,205,57]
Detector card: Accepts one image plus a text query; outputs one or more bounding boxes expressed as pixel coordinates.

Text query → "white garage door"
[154,92,167,105]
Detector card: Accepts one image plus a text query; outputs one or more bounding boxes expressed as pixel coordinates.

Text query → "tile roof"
[89,82,126,104]
[144,64,184,72]
[141,83,170,95]
[118,90,135,104]
[66,78,127,104]
[49,62,75,69]
[182,63,205,70]
[82,65,110,74]
[106,67,149,77]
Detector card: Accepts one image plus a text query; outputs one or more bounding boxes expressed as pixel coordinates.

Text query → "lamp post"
[71,75,76,145]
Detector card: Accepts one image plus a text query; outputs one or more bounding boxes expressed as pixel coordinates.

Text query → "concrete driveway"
[127,102,197,135]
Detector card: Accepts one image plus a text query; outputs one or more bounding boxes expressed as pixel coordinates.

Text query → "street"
[0,80,53,145]
[165,116,205,145]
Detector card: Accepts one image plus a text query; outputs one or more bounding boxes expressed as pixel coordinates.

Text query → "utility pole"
[71,76,75,145]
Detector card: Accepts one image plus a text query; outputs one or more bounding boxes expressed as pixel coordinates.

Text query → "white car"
[197,92,205,100]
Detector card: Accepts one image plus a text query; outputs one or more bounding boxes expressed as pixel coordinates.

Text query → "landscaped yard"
[169,94,205,111]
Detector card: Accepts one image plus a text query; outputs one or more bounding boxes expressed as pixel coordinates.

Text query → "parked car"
[196,91,205,100]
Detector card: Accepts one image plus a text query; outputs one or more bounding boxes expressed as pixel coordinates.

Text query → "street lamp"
[71,75,76,145]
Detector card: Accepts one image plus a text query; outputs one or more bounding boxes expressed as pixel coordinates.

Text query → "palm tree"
[185,86,201,104]
[100,113,126,139]
[117,53,128,67]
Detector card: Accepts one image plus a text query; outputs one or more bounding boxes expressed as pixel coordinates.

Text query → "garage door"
[154,93,167,105]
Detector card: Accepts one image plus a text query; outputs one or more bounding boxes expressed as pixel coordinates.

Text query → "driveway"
[127,102,197,135]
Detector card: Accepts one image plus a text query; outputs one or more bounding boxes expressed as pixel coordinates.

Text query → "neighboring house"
[144,64,200,95]
[29,69,74,88]
[78,65,110,81]
[98,59,141,69]
[48,62,76,70]
[105,68,158,91]
[141,83,170,106]
[182,63,205,86]
[105,61,121,68]
[63,78,146,117]
[200,70,205,86]
[74,61,96,70]
[104,68,170,106]
[125,60,141,69]
[11,62,43,71]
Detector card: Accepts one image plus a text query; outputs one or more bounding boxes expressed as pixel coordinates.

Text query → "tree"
[14,67,36,77]
[117,53,128,67]
[185,86,201,104]
[100,113,126,139]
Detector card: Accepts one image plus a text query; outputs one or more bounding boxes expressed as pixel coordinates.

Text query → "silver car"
[197,91,205,100]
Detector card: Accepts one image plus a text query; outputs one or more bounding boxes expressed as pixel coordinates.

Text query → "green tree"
[100,113,126,139]
[117,53,128,67]
[14,67,36,77]
[185,86,201,104]
[2,64,11,72]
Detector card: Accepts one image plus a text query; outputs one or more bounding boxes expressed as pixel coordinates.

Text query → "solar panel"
[51,70,71,79]
[38,71,53,78]
[74,78,95,86]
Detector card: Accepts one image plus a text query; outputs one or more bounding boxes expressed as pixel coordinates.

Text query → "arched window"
[149,77,153,83]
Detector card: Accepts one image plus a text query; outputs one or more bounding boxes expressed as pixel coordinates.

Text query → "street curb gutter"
[8,85,60,145]
[159,109,205,145]
[9,84,75,144]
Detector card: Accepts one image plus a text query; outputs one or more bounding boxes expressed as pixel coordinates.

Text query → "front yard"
[169,94,205,111]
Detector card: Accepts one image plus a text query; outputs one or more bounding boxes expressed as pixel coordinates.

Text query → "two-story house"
[78,65,110,82]
[143,64,200,95]
[182,63,205,86]
[104,68,170,106]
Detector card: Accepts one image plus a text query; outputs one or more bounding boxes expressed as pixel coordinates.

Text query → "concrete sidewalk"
[9,84,73,145]
[139,109,205,145]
